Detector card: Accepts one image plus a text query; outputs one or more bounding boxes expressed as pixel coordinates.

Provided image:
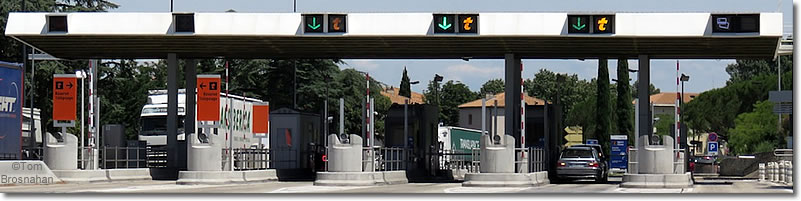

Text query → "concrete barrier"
[105,168,152,181]
[785,161,792,185]
[0,161,61,185]
[314,172,382,186]
[242,169,278,182]
[51,170,108,184]
[770,162,778,182]
[44,133,78,171]
[620,173,692,188]
[778,161,785,183]
[177,171,246,185]
[462,171,549,187]
[381,171,409,185]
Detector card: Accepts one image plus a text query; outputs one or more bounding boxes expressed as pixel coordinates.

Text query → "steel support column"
[167,53,178,169]
[637,55,651,142]
[185,60,197,144]
[504,54,522,145]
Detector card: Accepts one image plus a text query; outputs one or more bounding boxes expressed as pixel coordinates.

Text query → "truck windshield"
[140,116,185,136]
[561,149,593,158]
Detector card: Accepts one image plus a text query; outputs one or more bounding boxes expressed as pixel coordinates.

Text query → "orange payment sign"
[252,103,269,134]
[53,75,77,121]
[197,75,221,121]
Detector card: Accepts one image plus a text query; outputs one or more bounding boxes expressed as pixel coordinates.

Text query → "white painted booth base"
[314,171,408,186]
[176,170,277,185]
[462,171,549,187]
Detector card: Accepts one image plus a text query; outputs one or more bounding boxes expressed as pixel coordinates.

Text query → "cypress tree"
[399,67,412,98]
[595,59,611,156]
[616,58,634,143]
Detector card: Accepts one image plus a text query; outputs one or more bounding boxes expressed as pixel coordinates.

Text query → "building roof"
[381,87,425,105]
[634,92,700,106]
[458,92,546,108]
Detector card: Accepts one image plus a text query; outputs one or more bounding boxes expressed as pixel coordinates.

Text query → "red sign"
[708,132,718,142]
[252,104,269,134]
[52,75,77,121]
[197,75,221,121]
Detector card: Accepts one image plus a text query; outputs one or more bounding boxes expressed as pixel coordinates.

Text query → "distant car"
[571,144,607,164]
[693,156,716,164]
[556,146,608,182]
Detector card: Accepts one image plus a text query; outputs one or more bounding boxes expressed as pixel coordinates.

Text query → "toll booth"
[269,107,322,180]
[384,103,440,181]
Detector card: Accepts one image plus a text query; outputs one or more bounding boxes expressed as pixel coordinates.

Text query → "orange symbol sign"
[197,75,221,121]
[597,17,608,31]
[252,104,270,134]
[53,75,77,121]
[463,17,473,31]
[332,17,342,31]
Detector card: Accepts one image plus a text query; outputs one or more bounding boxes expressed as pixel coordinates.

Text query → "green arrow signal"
[307,17,321,30]
[571,17,586,30]
[437,16,452,30]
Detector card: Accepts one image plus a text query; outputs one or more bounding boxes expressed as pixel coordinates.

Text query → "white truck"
[138,89,265,150]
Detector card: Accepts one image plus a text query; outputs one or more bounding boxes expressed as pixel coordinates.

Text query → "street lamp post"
[404,80,420,170]
[75,70,86,169]
[680,73,690,172]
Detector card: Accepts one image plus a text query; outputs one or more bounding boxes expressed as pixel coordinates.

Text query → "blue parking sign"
[708,142,719,153]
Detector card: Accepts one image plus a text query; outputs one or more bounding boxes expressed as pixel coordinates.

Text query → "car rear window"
[561,149,593,158]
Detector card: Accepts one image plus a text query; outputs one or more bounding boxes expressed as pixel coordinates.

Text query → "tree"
[594,59,612,156]
[726,55,792,84]
[631,80,660,99]
[615,58,634,139]
[526,69,593,125]
[1,0,118,62]
[479,79,504,96]
[334,69,391,138]
[684,71,792,141]
[439,80,478,126]
[399,67,411,98]
[654,114,675,137]
[1,1,118,138]
[728,101,781,155]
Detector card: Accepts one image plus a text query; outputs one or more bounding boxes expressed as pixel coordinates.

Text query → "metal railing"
[628,148,638,174]
[465,146,546,173]
[100,146,148,169]
[529,147,546,172]
[360,147,408,172]
[222,148,271,171]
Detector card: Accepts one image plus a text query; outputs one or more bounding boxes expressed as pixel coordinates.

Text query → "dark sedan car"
[556,146,608,182]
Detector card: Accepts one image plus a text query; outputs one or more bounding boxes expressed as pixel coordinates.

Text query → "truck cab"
[138,90,186,146]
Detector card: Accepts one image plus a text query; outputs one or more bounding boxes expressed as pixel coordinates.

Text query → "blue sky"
[109,0,793,94]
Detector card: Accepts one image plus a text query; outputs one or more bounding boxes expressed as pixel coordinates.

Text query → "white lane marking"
[269,185,370,193]
[613,187,688,193]
[444,187,528,193]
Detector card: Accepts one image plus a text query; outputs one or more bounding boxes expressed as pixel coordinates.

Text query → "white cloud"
[445,63,501,75]
[345,59,380,71]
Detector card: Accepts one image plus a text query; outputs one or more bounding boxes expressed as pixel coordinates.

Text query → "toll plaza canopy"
[5,12,783,59]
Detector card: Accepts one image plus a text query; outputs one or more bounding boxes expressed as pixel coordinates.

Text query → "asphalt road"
[0,176,792,194]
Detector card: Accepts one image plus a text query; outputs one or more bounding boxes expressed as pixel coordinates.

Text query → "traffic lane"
[549,176,622,185]
[0,180,177,193]
[690,179,793,194]
[518,176,621,193]
[336,183,461,193]
[129,181,311,193]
